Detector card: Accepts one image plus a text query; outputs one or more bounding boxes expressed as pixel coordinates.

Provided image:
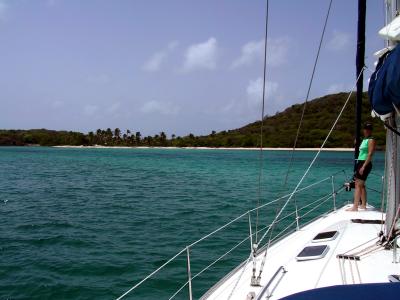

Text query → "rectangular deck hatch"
[312,230,338,242]
[296,245,329,261]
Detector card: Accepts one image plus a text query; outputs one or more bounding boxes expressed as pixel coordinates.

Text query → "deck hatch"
[312,230,338,242]
[296,245,329,261]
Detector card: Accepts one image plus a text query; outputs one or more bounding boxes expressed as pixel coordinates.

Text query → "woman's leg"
[347,179,362,211]
[360,184,367,209]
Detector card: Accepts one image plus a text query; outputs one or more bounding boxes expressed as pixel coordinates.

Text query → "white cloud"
[140,100,180,115]
[327,30,351,51]
[246,77,279,109]
[83,104,98,116]
[0,0,8,21]
[231,37,290,69]
[143,52,166,72]
[182,37,218,72]
[143,41,179,72]
[231,40,263,68]
[268,38,291,66]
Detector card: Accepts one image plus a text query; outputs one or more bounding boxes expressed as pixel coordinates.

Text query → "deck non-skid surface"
[202,205,398,300]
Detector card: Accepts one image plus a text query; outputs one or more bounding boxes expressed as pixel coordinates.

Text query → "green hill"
[184,92,385,149]
[0,92,387,148]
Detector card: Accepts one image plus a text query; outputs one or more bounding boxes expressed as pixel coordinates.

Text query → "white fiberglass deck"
[201,204,398,300]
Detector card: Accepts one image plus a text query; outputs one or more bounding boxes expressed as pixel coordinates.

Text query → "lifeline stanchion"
[186,246,193,300]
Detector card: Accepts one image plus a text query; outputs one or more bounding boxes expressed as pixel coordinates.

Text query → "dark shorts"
[354,160,372,181]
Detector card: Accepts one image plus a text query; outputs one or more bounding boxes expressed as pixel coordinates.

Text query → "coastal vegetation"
[0,92,386,149]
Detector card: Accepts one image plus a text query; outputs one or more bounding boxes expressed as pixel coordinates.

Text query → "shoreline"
[52,145,355,152]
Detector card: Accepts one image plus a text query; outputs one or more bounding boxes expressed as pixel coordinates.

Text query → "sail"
[369,47,400,236]
[368,44,400,116]
[368,20,400,236]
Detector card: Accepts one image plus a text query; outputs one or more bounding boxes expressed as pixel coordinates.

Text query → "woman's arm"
[360,139,376,174]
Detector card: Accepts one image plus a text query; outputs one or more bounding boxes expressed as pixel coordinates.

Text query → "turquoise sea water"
[0,147,384,299]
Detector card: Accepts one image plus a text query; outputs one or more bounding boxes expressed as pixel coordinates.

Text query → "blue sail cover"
[368,44,400,115]
[279,283,400,300]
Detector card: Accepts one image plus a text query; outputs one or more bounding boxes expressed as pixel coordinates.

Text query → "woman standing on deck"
[347,123,376,211]
[347,122,376,211]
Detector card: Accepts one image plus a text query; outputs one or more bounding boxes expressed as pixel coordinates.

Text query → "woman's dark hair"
[364,122,373,130]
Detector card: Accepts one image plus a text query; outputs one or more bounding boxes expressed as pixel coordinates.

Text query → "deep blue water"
[0,147,384,299]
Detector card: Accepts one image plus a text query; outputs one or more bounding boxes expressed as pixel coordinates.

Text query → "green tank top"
[358,138,372,160]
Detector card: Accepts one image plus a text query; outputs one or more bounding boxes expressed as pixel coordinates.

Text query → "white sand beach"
[53,145,354,152]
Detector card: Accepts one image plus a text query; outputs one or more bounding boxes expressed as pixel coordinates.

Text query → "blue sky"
[0,0,385,136]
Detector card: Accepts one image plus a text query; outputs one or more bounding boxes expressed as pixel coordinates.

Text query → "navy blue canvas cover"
[368,44,400,115]
[279,283,400,300]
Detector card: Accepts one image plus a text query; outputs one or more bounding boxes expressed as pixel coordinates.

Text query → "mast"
[384,0,400,239]
[354,0,366,169]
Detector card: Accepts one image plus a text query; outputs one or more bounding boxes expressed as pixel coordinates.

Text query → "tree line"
[0,92,387,149]
[0,128,188,147]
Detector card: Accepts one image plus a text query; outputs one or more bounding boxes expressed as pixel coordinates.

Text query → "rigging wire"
[255,67,366,282]
[251,0,334,283]
[255,0,270,243]
[283,0,333,186]
[252,0,333,284]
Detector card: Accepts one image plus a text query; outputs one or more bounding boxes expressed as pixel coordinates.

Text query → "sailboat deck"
[202,204,399,300]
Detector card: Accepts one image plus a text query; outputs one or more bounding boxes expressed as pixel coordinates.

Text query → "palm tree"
[159,132,167,146]
[114,128,121,139]
[105,128,112,145]
[135,131,141,145]
[125,129,131,145]
[95,129,102,144]
[154,134,160,145]
[88,131,94,145]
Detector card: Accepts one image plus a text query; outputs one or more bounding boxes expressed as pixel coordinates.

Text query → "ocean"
[0,147,385,299]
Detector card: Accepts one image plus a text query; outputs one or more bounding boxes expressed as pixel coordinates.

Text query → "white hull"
[202,204,397,300]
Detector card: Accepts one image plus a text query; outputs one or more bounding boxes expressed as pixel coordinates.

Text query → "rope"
[354,258,362,283]
[254,68,365,281]
[383,120,400,136]
[255,0,270,243]
[386,116,400,240]
[116,248,187,300]
[339,259,345,284]
[348,259,355,283]
[341,259,347,284]
[341,237,378,255]
[249,175,334,215]
[116,174,347,299]
[380,154,386,233]
[284,0,333,186]
[254,0,334,281]
[228,255,252,300]
[169,223,274,299]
